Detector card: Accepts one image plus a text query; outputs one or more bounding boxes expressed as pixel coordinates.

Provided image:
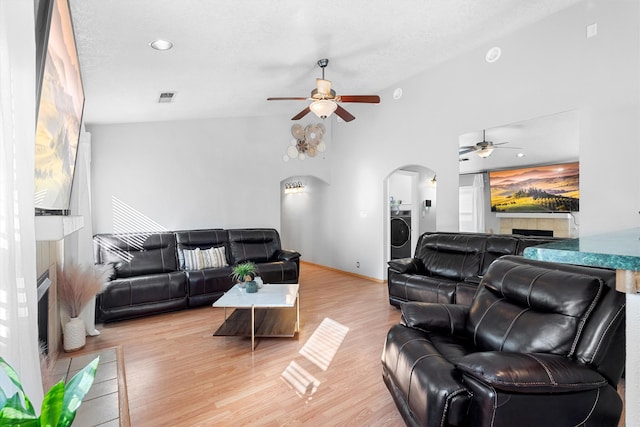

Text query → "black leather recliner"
[387,232,562,307]
[382,256,625,427]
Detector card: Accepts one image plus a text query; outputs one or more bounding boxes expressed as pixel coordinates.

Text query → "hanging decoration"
[283,123,326,161]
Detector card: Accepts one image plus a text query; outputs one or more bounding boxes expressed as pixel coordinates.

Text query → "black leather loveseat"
[387,232,561,307]
[93,228,300,322]
[382,256,625,427]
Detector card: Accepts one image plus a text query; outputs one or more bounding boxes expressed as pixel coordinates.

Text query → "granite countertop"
[523,227,640,272]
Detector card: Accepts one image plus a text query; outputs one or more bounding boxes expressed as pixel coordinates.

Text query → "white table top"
[212,283,299,308]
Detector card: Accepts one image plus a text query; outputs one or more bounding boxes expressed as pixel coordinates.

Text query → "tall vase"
[64,316,86,352]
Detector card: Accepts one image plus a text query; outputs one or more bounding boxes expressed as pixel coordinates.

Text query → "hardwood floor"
[78,263,405,426]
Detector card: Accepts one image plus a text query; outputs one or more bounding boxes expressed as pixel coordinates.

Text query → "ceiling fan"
[267,58,380,122]
[459,129,521,158]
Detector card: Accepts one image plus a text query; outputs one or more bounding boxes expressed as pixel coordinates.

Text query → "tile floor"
[53,347,123,427]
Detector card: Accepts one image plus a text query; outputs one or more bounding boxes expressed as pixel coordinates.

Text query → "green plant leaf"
[39,381,65,427]
[0,387,7,411]
[0,358,35,416]
[57,356,99,427]
[231,261,257,281]
[0,402,39,426]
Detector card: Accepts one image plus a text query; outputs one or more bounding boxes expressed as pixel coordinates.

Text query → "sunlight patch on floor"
[281,360,320,397]
[299,317,349,371]
[281,317,349,400]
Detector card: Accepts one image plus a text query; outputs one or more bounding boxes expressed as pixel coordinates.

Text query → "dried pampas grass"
[57,264,112,318]
[39,341,58,391]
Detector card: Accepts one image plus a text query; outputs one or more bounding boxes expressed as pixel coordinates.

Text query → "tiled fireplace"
[35,215,84,356]
[497,213,576,238]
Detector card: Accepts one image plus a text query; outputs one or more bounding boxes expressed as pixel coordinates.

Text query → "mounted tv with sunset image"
[34,0,84,215]
[489,162,579,213]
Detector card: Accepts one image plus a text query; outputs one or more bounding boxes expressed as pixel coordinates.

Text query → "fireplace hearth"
[497,213,574,238]
[512,228,554,237]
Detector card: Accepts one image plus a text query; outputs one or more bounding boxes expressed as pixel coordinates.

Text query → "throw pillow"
[182,246,228,270]
[182,248,203,270]
[202,246,228,268]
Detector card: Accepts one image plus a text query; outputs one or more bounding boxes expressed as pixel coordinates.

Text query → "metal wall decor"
[283,123,326,161]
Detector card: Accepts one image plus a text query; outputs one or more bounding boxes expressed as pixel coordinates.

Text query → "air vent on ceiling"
[158,92,176,103]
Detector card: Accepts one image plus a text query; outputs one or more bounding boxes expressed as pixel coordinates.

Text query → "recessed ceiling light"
[485,46,502,63]
[393,88,403,100]
[516,153,525,158]
[149,39,173,51]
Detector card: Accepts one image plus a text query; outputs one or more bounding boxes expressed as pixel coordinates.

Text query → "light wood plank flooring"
[76,263,405,426]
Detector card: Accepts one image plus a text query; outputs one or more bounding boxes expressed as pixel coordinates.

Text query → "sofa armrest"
[387,257,424,274]
[276,249,301,262]
[463,275,482,285]
[457,352,608,393]
[401,302,468,335]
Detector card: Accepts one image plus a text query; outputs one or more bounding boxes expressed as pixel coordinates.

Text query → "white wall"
[330,0,639,279]
[89,0,639,281]
[89,116,331,233]
[389,171,414,210]
[279,175,331,263]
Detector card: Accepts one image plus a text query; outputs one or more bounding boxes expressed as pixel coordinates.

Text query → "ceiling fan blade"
[496,146,523,150]
[335,105,355,122]
[337,95,380,103]
[267,97,308,101]
[291,107,311,120]
[459,146,477,155]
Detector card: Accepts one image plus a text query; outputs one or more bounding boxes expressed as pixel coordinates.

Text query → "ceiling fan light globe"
[476,147,495,158]
[309,99,337,119]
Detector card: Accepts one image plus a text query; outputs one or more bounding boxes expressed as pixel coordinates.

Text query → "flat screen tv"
[489,162,579,213]
[34,0,84,215]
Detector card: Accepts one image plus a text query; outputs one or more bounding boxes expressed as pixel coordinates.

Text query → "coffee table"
[212,283,299,351]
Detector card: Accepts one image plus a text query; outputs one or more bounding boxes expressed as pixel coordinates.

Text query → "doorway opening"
[383,166,437,269]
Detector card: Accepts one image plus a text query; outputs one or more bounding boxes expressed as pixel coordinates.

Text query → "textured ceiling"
[69,0,583,125]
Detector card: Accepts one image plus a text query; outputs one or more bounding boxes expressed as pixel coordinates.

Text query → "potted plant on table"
[231,262,259,293]
[57,264,112,352]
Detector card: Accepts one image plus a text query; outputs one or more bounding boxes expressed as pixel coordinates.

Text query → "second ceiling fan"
[459,130,521,158]
[267,59,380,122]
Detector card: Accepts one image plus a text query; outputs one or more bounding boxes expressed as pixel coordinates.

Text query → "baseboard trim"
[300,261,386,284]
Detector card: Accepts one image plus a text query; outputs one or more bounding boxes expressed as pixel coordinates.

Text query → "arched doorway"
[383,165,437,269]
[279,175,330,265]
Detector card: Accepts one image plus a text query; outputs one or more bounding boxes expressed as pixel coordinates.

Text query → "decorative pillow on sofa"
[202,246,228,269]
[182,248,202,270]
[182,247,228,270]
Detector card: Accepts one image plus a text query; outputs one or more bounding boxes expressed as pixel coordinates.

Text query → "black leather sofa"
[93,228,300,322]
[387,232,561,307]
[382,255,625,427]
